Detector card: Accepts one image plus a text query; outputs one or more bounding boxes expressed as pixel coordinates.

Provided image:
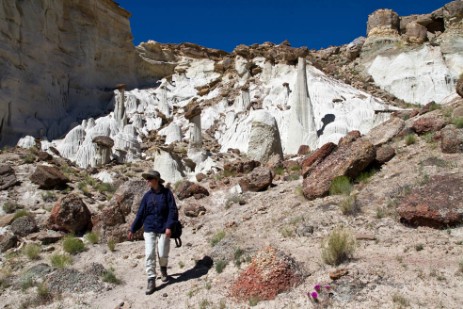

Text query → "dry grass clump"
[321,228,356,266]
[63,235,85,255]
[329,176,352,196]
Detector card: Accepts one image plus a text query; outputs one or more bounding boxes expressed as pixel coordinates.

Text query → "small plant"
[23,243,41,260]
[452,117,463,128]
[22,152,36,164]
[233,248,245,267]
[355,169,378,184]
[225,194,245,209]
[36,282,52,303]
[107,239,116,252]
[279,227,295,238]
[321,228,356,266]
[287,172,300,181]
[339,196,360,216]
[307,283,332,306]
[178,261,185,269]
[248,296,260,306]
[102,268,122,285]
[404,134,416,145]
[392,293,410,307]
[422,132,435,144]
[63,236,85,255]
[210,230,225,247]
[199,299,211,309]
[427,101,440,112]
[13,209,29,220]
[415,244,424,251]
[2,202,18,214]
[20,274,35,291]
[376,207,386,219]
[274,166,285,175]
[96,182,116,195]
[458,260,463,274]
[329,176,352,196]
[84,232,99,244]
[294,185,303,197]
[215,260,228,273]
[50,253,72,269]
[41,191,57,203]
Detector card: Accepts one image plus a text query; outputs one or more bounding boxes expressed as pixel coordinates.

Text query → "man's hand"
[165,228,171,238]
[128,231,134,241]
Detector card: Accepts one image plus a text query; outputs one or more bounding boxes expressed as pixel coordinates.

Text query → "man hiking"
[128,170,179,295]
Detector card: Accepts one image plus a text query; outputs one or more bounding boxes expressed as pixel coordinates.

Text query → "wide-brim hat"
[142,170,165,183]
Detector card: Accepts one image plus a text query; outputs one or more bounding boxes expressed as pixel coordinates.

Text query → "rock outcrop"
[0,0,173,146]
[239,167,273,192]
[30,165,69,190]
[175,181,209,200]
[48,194,92,234]
[247,111,283,163]
[398,174,463,228]
[0,165,18,190]
[441,127,463,153]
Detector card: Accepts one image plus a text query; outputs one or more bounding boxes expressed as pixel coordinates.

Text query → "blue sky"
[116,0,450,51]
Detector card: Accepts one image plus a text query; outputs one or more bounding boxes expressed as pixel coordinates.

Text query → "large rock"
[0,232,17,252]
[247,111,283,163]
[398,175,463,228]
[366,117,405,146]
[0,165,18,190]
[175,181,210,200]
[412,116,446,134]
[441,127,463,153]
[375,144,396,164]
[303,136,376,200]
[301,142,336,178]
[28,230,64,245]
[405,22,428,43]
[183,204,207,217]
[457,75,463,98]
[239,167,273,192]
[367,9,400,36]
[48,193,92,234]
[30,165,69,190]
[0,214,16,227]
[224,160,260,175]
[229,246,304,301]
[10,216,38,237]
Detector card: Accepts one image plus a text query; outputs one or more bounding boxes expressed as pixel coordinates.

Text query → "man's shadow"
[155,256,213,292]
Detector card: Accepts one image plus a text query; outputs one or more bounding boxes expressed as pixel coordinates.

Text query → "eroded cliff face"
[0,0,172,146]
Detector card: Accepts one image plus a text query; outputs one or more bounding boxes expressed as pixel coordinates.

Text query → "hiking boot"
[160,266,168,282]
[145,278,156,295]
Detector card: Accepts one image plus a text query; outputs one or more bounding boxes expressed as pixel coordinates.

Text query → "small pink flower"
[314,284,321,292]
[311,291,318,299]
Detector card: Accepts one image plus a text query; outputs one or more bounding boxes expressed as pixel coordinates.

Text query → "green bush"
[452,117,463,128]
[355,169,378,184]
[96,183,116,195]
[273,166,285,176]
[405,134,416,145]
[215,260,228,274]
[63,236,85,255]
[23,244,41,260]
[13,209,29,220]
[329,176,352,196]
[2,202,18,214]
[36,282,51,302]
[107,239,116,252]
[84,232,99,244]
[392,294,410,307]
[50,254,72,269]
[210,230,226,247]
[102,268,122,285]
[321,228,356,266]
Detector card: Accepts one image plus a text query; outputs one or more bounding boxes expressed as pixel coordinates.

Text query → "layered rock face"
[0,0,172,146]
[362,1,463,105]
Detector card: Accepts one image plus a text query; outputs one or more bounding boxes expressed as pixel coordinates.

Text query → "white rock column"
[185,102,206,165]
[286,57,318,153]
[114,84,127,128]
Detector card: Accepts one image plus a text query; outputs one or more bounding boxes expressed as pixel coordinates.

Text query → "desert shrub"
[210,230,225,247]
[339,196,360,216]
[329,176,352,196]
[376,207,386,219]
[22,151,36,164]
[2,202,18,214]
[355,168,378,184]
[225,194,245,209]
[422,132,435,144]
[404,134,416,145]
[215,260,228,274]
[274,166,285,175]
[233,248,245,267]
[427,101,440,112]
[249,296,260,306]
[321,228,356,266]
[415,244,424,251]
[63,236,85,255]
[41,191,57,203]
[84,232,99,244]
[294,185,303,196]
[50,254,72,269]
[392,293,410,307]
[199,299,211,309]
[13,209,29,220]
[23,243,41,260]
[36,282,52,303]
[102,268,121,285]
[96,182,116,195]
[279,227,295,238]
[20,274,34,291]
[107,239,116,252]
[452,117,463,128]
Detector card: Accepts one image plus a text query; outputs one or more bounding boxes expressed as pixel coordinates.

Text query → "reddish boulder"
[398,175,463,228]
[30,165,69,190]
[441,127,463,153]
[412,116,446,134]
[329,268,349,280]
[297,145,310,156]
[229,246,303,301]
[301,142,336,178]
[303,138,376,200]
[48,193,92,234]
[239,167,273,192]
[338,130,361,146]
[375,144,396,164]
[0,165,18,190]
[224,160,260,175]
[175,181,209,200]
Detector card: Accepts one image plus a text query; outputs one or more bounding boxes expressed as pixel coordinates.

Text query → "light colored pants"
[144,232,171,279]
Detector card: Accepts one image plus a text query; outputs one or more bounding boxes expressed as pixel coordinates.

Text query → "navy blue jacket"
[130,186,178,234]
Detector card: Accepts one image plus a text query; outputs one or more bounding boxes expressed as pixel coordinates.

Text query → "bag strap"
[174,237,182,248]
